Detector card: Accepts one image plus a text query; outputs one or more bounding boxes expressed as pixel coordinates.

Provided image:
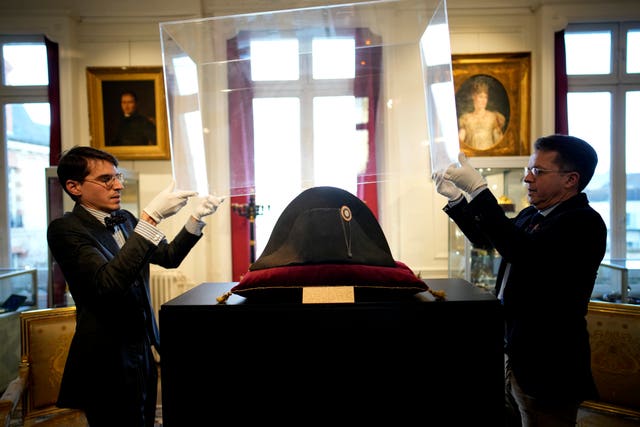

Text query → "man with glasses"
[47,145,223,427]
[434,134,606,426]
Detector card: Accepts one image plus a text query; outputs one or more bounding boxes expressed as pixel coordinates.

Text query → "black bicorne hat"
[250,186,396,270]
[221,186,431,302]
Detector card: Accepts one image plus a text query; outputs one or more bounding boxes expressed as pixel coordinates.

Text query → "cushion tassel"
[216,290,232,304]
[428,289,446,301]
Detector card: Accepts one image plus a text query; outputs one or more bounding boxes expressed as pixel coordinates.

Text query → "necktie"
[105,214,127,229]
[526,212,543,233]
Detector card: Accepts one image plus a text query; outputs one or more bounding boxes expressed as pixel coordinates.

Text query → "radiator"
[149,269,193,324]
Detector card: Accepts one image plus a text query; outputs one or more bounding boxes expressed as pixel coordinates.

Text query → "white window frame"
[566,22,640,259]
[0,35,49,266]
[249,34,358,256]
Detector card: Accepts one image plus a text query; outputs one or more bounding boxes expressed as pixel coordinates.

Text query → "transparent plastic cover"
[160,0,455,196]
[420,0,459,175]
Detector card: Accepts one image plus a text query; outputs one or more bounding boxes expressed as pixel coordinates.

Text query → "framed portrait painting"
[452,52,531,157]
[86,66,170,160]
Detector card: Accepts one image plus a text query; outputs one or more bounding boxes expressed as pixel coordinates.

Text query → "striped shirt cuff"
[135,220,165,245]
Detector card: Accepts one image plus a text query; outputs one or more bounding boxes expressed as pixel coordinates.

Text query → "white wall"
[1,0,639,286]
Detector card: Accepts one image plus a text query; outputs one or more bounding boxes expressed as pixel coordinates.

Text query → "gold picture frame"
[452,52,531,157]
[86,66,170,160]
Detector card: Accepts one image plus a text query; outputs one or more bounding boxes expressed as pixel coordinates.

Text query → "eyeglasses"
[84,173,125,189]
[524,167,572,177]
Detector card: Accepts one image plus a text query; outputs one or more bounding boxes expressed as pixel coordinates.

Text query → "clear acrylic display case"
[159,0,451,197]
[592,259,640,305]
[448,157,528,291]
[0,268,37,396]
[0,268,38,311]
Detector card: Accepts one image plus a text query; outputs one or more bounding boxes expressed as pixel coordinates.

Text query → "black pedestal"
[160,279,504,425]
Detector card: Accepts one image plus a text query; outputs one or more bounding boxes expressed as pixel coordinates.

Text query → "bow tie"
[105,214,127,228]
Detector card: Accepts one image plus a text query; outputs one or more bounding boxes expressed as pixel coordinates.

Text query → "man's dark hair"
[120,90,138,102]
[56,146,119,201]
[534,134,598,192]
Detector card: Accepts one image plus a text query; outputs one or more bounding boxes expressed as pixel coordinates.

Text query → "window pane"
[5,103,50,300]
[253,97,301,257]
[313,96,360,194]
[250,39,299,81]
[312,38,355,79]
[628,30,640,74]
[3,44,48,86]
[565,32,611,75]
[567,92,611,256]
[626,91,640,258]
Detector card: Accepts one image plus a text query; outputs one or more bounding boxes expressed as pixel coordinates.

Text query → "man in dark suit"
[47,146,223,427]
[434,134,606,426]
[110,90,157,146]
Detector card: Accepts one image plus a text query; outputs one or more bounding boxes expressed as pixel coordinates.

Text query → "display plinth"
[160,279,504,425]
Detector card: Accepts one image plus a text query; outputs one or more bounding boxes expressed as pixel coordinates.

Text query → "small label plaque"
[302,286,355,304]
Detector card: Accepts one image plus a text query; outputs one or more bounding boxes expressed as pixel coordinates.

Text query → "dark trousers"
[505,355,579,427]
[84,342,158,427]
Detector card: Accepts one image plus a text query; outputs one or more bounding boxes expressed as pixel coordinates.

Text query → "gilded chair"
[578,302,640,425]
[0,307,87,427]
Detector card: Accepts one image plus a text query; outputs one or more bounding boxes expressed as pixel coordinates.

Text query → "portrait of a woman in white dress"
[456,75,510,151]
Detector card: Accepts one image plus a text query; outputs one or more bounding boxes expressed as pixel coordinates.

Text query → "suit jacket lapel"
[72,204,121,256]
[514,207,537,230]
[119,214,133,240]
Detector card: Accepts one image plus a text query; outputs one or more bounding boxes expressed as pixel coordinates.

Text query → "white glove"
[192,195,225,221]
[443,152,487,195]
[143,180,198,224]
[433,173,463,202]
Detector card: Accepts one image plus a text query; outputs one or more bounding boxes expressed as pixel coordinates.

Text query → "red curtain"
[45,36,61,165]
[227,35,255,281]
[554,30,569,135]
[354,28,382,217]
[227,30,382,281]
[44,36,66,307]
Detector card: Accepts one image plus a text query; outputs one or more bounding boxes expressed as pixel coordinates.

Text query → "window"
[250,36,368,258]
[0,35,50,305]
[565,23,640,259]
[228,29,381,278]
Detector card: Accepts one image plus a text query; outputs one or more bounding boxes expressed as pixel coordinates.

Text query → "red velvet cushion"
[230,261,428,301]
